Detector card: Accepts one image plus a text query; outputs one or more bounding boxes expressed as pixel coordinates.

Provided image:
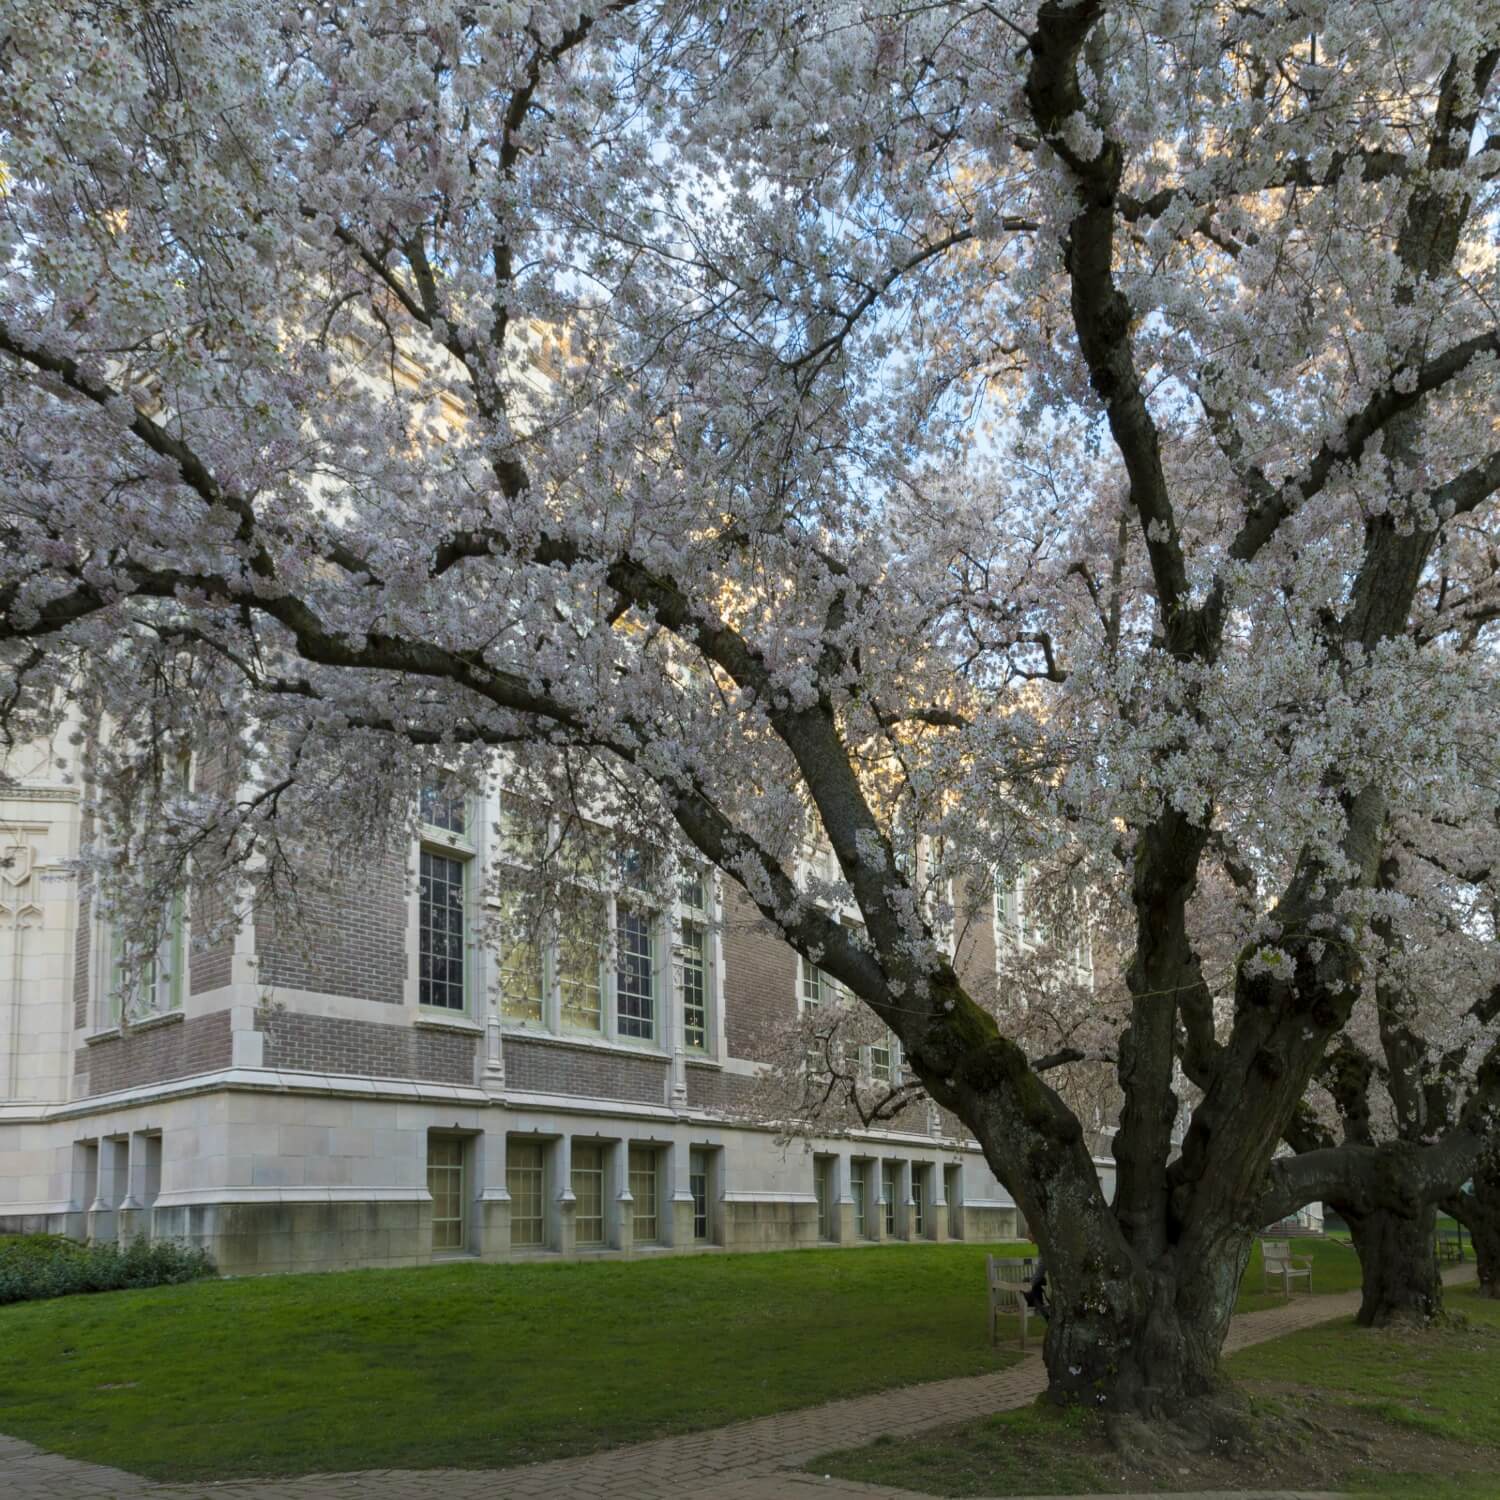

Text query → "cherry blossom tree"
[4,0,1500,1439]
[1284,829,1500,1324]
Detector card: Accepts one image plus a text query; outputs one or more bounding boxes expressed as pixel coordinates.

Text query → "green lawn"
[1234,1233,1364,1313]
[810,1283,1500,1498]
[0,1241,1031,1481]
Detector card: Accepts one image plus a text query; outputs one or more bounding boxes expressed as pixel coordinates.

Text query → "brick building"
[0,751,1112,1274]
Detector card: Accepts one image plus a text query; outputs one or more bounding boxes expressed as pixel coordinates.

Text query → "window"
[499,893,545,1025]
[682,921,708,1051]
[913,1167,926,1237]
[572,1142,605,1246]
[882,1162,897,1236]
[801,959,835,1011]
[508,1140,545,1247]
[428,1136,466,1252]
[496,806,673,1048]
[689,1148,710,1242]
[616,906,656,1040]
[417,776,473,1012]
[996,876,1018,932]
[850,1160,868,1237]
[419,778,467,835]
[870,1030,902,1085]
[815,1156,833,1240]
[629,1146,659,1244]
[419,849,467,1010]
[559,898,606,1033]
[679,869,707,912]
[108,892,186,1023]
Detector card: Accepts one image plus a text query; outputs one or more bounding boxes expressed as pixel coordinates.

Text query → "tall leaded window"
[882,1162,897,1235]
[996,875,1019,932]
[616,906,656,1040]
[559,898,605,1033]
[913,1168,926,1237]
[800,959,834,1011]
[682,921,708,1052]
[419,849,467,1010]
[108,891,186,1024]
[850,1160,868,1237]
[419,780,468,835]
[428,1136,466,1251]
[499,892,545,1025]
[507,1140,545,1247]
[629,1145,659,1243]
[815,1157,832,1240]
[572,1143,605,1246]
[689,1148,710,1242]
[870,1030,901,1085]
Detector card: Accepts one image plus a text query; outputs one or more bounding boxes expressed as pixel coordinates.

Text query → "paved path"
[2,1266,1475,1500]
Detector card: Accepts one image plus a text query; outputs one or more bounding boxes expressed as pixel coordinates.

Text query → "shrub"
[0,1235,214,1306]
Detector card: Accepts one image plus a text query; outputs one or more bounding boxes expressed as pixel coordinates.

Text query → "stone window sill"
[414,1012,483,1034]
[500,1027,670,1062]
[85,1010,184,1045]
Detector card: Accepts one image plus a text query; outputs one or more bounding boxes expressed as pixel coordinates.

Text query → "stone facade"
[0,761,1090,1275]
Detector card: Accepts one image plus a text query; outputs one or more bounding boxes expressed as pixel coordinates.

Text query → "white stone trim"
[721,1190,819,1204]
[153,1186,430,1208]
[501,1027,672,1061]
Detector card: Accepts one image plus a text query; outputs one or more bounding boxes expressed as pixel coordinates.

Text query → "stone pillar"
[668,1141,695,1247]
[929,1163,948,1243]
[554,1134,576,1255]
[476,1129,510,1259]
[482,1012,505,1095]
[88,1136,127,1244]
[667,921,689,1110]
[611,1140,635,1253]
[831,1153,856,1244]
[229,1003,265,1069]
[116,1131,159,1244]
[893,1159,914,1242]
[870,1158,889,1244]
[64,1139,98,1241]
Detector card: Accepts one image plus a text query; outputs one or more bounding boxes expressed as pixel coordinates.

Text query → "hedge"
[0,1234,214,1306]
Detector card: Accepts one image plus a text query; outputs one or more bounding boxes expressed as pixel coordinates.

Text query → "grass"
[0,1240,1032,1482]
[1233,1233,1364,1313]
[810,1283,1500,1498]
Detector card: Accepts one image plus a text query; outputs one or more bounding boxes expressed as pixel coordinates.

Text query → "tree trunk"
[1036,1230,1253,1449]
[1447,1165,1500,1299]
[1341,1199,1443,1325]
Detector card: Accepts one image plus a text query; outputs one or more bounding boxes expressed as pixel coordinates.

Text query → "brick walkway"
[1,1266,1474,1500]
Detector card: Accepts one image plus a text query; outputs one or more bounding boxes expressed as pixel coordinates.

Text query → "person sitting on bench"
[1023,1257,1049,1319]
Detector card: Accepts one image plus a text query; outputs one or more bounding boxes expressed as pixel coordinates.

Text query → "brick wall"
[82,1011,233,1095]
[189,746,238,996]
[721,885,797,1062]
[685,1061,757,1114]
[953,873,997,1001]
[190,940,234,996]
[254,844,407,1003]
[505,1036,668,1103]
[73,886,91,1030]
[255,1010,475,1084]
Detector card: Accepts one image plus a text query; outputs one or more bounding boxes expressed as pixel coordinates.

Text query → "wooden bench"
[1436,1228,1466,1263]
[987,1254,1040,1350]
[1260,1238,1314,1295]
